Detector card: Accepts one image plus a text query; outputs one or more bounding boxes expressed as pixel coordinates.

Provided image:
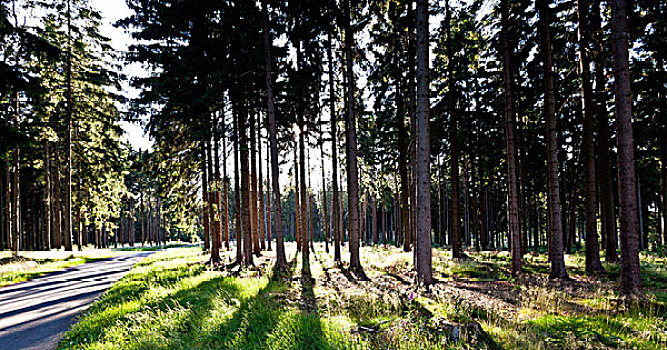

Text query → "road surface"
[0,252,153,350]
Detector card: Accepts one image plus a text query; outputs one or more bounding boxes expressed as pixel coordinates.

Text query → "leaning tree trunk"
[611,0,642,294]
[539,0,568,279]
[501,0,522,275]
[344,0,363,273]
[578,0,605,273]
[415,0,433,286]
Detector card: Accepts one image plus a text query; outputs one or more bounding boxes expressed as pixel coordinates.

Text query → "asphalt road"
[0,252,153,350]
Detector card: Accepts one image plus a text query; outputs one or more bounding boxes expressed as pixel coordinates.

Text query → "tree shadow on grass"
[59,262,221,348]
[193,254,333,350]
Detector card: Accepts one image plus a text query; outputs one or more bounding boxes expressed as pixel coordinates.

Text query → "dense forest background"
[1,0,665,294]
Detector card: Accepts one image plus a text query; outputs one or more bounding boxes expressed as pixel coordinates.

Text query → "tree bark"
[239,99,253,266]
[501,0,522,274]
[201,144,210,252]
[44,143,52,250]
[64,0,73,252]
[327,24,342,263]
[611,0,642,293]
[592,0,618,264]
[233,101,243,264]
[257,115,266,252]
[207,133,220,263]
[398,81,411,253]
[578,0,605,273]
[262,0,284,266]
[344,0,362,273]
[539,0,568,279]
[446,0,462,260]
[250,113,260,255]
[415,0,433,285]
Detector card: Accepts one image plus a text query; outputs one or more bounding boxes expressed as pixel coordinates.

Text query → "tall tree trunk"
[611,0,642,293]
[257,116,266,251]
[223,112,230,251]
[344,0,362,273]
[239,99,253,266]
[44,143,52,250]
[327,23,342,263]
[294,146,302,251]
[201,143,210,252]
[446,0,462,260]
[11,91,21,255]
[53,142,62,249]
[3,160,10,251]
[64,0,73,252]
[501,0,522,274]
[140,185,145,246]
[592,0,619,263]
[539,0,568,279]
[233,101,243,264]
[214,114,224,260]
[299,125,311,277]
[578,0,605,273]
[372,196,378,244]
[660,59,667,249]
[208,134,220,263]
[398,81,411,253]
[265,137,272,251]
[250,113,260,255]
[415,0,433,285]
[320,121,330,253]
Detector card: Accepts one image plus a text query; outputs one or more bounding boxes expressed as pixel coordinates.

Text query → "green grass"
[59,248,473,350]
[0,250,119,287]
[57,245,667,349]
[112,242,195,252]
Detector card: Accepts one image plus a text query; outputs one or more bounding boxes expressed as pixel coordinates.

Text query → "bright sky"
[91,0,153,152]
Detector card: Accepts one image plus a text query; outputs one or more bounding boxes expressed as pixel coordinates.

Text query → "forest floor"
[56,243,667,350]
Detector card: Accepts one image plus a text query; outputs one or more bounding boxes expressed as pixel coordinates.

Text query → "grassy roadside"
[0,242,194,287]
[0,250,122,287]
[58,245,667,349]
